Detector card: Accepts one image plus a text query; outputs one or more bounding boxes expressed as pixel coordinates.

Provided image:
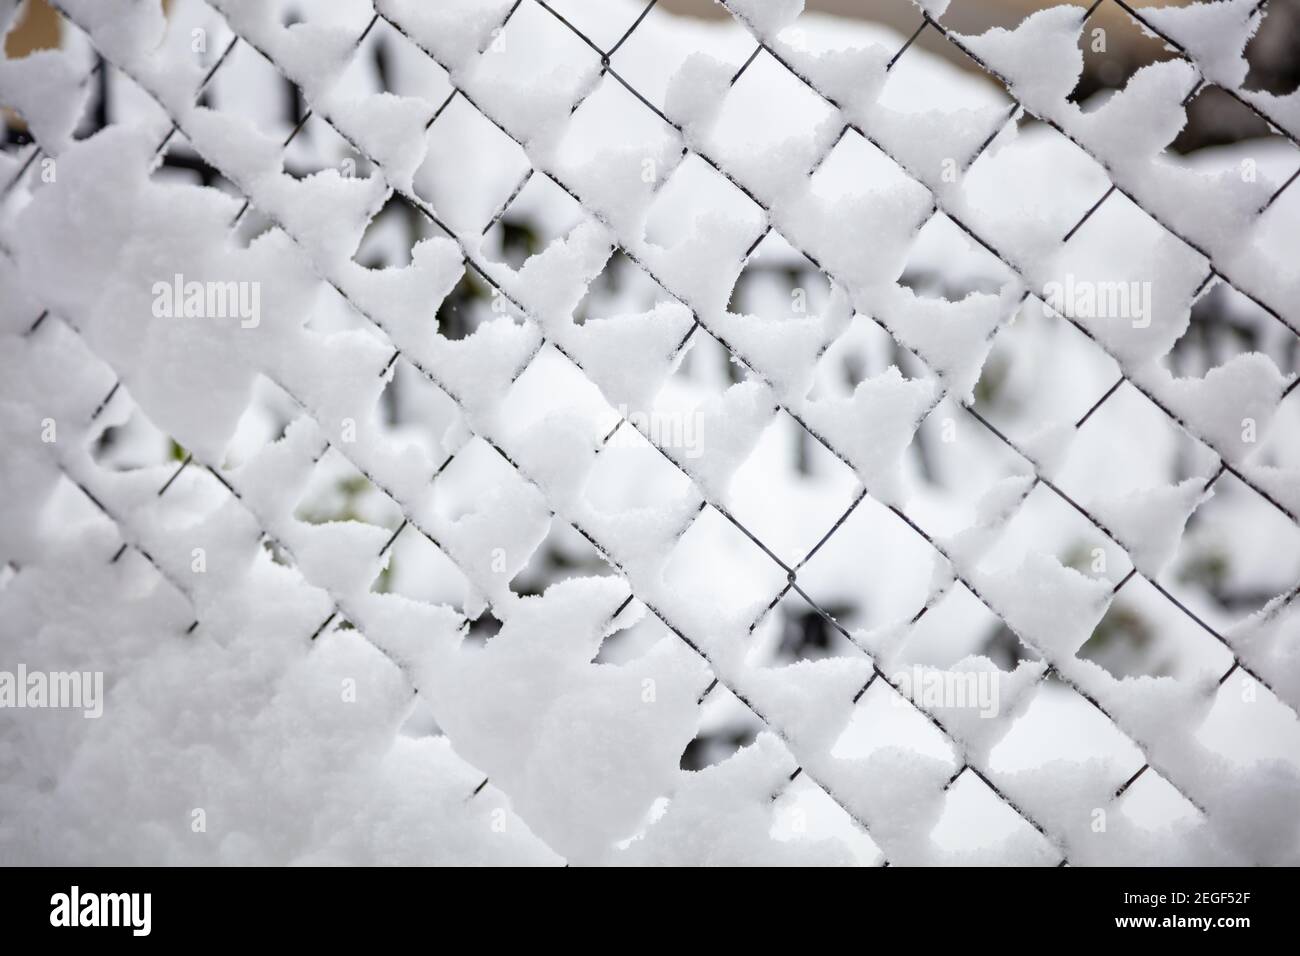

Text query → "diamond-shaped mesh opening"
[1183,277,1299,378]
[1198,670,1300,765]
[610,6,755,111]
[512,519,623,603]
[1176,82,1282,153]
[332,13,452,103]
[414,94,531,235]
[897,210,1018,298]
[378,517,471,608]
[712,47,839,158]
[205,37,302,144]
[975,478,1127,589]
[495,343,606,438]
[794,492,949,637]
[1242,0,1300,98]
[1082,572,1229,681]
[1248,376,1300,474]
[479,0,602,89]
[819,122,913,191]
[988,678,1142,780]
[805,310,925,399]
[1250,151,1300,288]
[88,398,179,473]
[1116,765,1204,833]
[432,268,501,342]
[572,246,677,322]
[937,0,1050,36]
[904,579,1016,667]
[480,172,588,270]
[643,151,762,249]
[772,771,883,865]
[351,192,437,269]
[673,315,743,388]
[725,228,832,313]
[968,298,1121,445]
[282,111,367,180]
[833,676,960,767]
[538,0,656,55]
[152,129,240,196]
[1169,470,1300,619]
[724,412,861,565]
[588,421,698,512]
[748,585,860,664]
[962,115,1110,247]
[908,398,1031,535]
[930,768,1059,864]
[685,678,764,770]
[1054,381,1215,504]
[292,444,400,529]
[552,66,682,171]
[660,503,788,619]
[1066,3,1184,110]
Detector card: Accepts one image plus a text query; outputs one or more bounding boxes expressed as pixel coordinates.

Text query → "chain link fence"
[1,0,1298,865]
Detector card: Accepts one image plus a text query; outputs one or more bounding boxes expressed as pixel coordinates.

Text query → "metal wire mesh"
[4,0,1299,865]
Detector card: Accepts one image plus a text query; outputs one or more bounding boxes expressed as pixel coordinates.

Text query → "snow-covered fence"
[1,0,1298,865]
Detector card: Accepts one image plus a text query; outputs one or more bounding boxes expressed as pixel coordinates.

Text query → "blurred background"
[663,0,1300,148]
[8,0,1300,151]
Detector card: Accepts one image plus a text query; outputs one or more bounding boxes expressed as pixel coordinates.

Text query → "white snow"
[1138,352,1290,464]
[975,551,1112,660]
[2,0,1297,868]
[727,0,806,38]
[957,6,1085,116]
[1140,0,1262,90]
[1088,478,1211,579]
[799,366,935,507]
